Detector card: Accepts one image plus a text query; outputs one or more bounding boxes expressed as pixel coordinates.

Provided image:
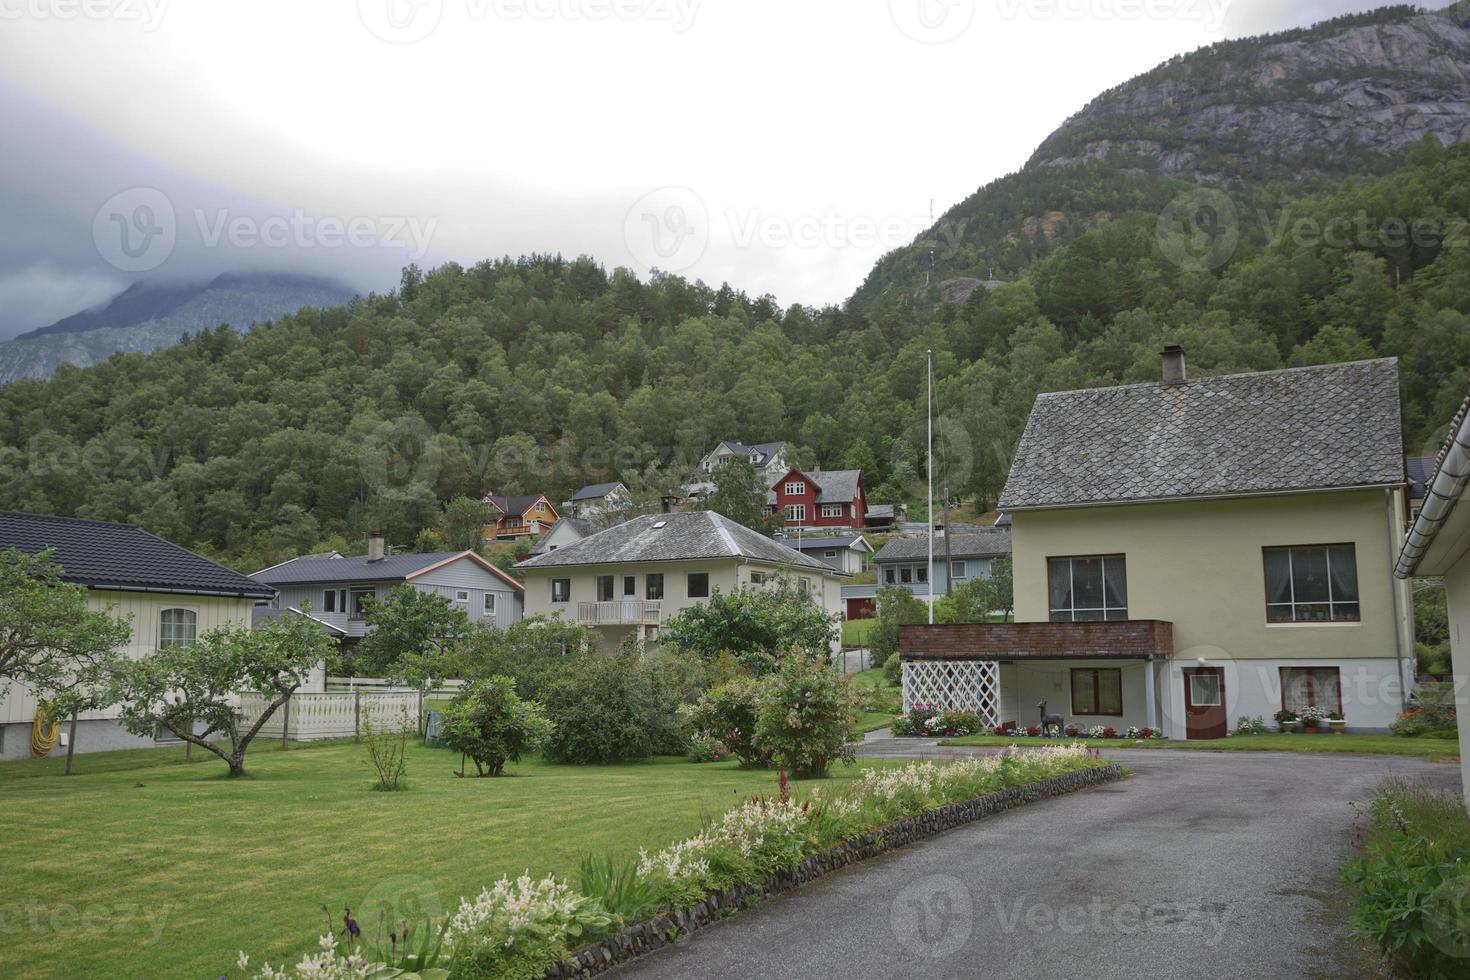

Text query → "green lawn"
[939,732,1460,760]
[0,740,910,980]
[841,618,876,647]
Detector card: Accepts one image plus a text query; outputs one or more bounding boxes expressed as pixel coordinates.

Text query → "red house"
[768,468,868,530]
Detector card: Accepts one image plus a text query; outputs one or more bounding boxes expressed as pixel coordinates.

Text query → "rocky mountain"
[851,4,1470,312]
[0,272,354,384]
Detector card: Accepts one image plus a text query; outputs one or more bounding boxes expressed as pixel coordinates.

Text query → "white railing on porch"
[577,600,661,626]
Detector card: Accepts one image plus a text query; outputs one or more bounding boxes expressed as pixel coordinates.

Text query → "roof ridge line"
[706,511,742,557]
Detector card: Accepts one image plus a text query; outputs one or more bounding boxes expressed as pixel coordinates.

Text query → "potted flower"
[1298,705,1327,733]
[1327,712,1347,734]
[1274,708,1299,733]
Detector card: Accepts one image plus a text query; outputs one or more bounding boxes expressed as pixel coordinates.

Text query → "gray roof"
[1406,456,1436,501]
[570,482,625,501]
[486,493,546,515]
[875,529,1013,563]
[514,511,837,573]
[866,504,896,519]
[252,551,465,586]
[999,359,1404,510]
[711,440,786,467]
[0,510,274,598]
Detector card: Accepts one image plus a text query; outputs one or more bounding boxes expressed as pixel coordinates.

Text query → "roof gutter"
[1396,406,1470,578]
[82,582,276,600]
[1002,482,1402,513]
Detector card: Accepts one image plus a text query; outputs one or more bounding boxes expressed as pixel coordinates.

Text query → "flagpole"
[927,349,934,626]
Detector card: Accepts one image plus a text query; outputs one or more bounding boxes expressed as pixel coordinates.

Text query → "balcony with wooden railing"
[577,600,662,626]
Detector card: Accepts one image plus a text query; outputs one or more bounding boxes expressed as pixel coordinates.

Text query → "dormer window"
[750,452,762,464]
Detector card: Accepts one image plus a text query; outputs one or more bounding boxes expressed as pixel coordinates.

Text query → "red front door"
[1183,667,1226,740]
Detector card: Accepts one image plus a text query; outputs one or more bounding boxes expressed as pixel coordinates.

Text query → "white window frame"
[786,504,806,522]
[483,592,497,616]
[551,579,571,603]
[952,560,969,580]
[784,482,805,496]
[1048,555,1128,622]
[159,608,197,649]
[820,504,844,518]
[453,589,470,609]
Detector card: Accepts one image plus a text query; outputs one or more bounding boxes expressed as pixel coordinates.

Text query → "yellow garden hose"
[31,708,59,757]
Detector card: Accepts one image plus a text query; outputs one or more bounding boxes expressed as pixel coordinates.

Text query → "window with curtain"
[1049,556,1127,622]
[551,579,570,603]
[1263,545,1359,622]
[1070,668,1122,715]
[1280,666,1342,714]
[596,576,614,602]
[646,574,664,600]
[159,608,197,649]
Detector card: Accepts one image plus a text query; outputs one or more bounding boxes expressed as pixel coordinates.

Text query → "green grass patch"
[939,733,1460,760]
[855,711,898,733]
[841,618,876,647]
[0,740,914,980]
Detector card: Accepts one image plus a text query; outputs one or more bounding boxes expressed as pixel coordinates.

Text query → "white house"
[250,535,525,641]
[1395,389,1470,811]
[515,510,848,653]
[699,440,790,484]
[565,482,632,522]
[528,517,598,557]
[0,510,277,760]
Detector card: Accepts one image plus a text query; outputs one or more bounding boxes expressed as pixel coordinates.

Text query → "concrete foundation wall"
[0,718,162,761]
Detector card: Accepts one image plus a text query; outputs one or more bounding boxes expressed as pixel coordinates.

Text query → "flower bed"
[232,747,1116,979]
[982,724,1161,740]
[890,705,986,737]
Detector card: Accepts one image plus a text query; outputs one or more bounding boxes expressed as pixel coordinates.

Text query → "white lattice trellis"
[901,660,1002,726]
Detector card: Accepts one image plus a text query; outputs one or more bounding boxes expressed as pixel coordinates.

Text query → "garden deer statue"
[1037,700,1065,736]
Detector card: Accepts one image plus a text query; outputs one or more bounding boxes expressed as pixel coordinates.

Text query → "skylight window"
[652,521,667,529]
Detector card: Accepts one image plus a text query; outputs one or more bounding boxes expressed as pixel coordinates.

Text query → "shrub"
[684,677,768,767]
[882,652,901,685]
[439,676,552,777]
[1234,715,1268,735]
[451,618,591,701]
[576,854,660,926]
[754,656,857,778]
[540,651,679,764]
[661,584,838,674]
[870,586,928,664]
[1341,779,1470,978]
[686,734,730,763]
[361,707,412,791]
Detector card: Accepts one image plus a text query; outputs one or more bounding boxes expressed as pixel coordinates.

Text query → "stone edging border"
[547,762,1125,977]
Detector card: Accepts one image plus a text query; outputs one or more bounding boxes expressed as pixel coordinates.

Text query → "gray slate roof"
[252,551,465,586]
[486,493,546,515]
[999,359,1404,510]
[0,510,274,598]
[875,529,1013,563]
[713,441,786,467]
[570,482,625,501]
[515,511,836,572]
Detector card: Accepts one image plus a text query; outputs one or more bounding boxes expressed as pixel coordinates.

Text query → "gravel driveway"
[610,749,1461,980]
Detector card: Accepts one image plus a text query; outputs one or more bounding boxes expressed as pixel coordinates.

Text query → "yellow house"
[1395,388,1470,811]
[901,350,1414,740]
[0,510,275,760]
[516,511,847,653]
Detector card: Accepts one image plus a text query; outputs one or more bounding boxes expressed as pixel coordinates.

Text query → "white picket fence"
[237,690,421,741]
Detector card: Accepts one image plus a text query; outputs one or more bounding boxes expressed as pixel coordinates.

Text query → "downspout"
[1385,488,1409,713]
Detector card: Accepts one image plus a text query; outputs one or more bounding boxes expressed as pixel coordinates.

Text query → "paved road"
[611,749,1460,980]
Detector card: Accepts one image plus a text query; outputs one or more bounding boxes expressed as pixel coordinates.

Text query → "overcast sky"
[0,0,1380,337]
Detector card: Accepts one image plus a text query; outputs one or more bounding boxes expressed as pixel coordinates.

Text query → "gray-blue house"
[841,529,1012,617]
[250,535,524,639]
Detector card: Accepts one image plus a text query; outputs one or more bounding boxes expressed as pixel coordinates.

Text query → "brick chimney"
[1161,345,1187,384]
[366,533,386,562]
